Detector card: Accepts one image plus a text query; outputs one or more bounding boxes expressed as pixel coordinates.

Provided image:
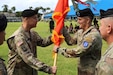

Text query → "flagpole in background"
[51,0,70,75]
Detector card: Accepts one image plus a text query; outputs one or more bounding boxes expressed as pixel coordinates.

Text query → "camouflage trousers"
[0,58,7,75]
[78,67,95,75]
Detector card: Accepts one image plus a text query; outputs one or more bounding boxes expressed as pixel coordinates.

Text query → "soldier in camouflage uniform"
[54,8,102,75]
[6,9,56,75]
[0,14,7,75]
[95,8,113,75]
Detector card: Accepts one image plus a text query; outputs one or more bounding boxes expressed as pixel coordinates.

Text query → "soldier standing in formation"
[7,9,56,75]
[54,8,102,75]
[95,8,113,75]
[0,14,7,75]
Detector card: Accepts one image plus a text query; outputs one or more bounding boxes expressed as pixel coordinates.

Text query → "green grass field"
[0,21,108,75]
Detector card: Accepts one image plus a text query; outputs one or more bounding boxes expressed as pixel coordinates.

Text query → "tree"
[8,10,12,13]
[2,4,8,12]
[46,7,50,10]
[42,7,50,15]
[11,6,16,13]
[46,7,51,12]
[34,6,43,21]
[34,6,43,13]
[29,6,33,10]
[42,8,46,13]
[15,11,22,17]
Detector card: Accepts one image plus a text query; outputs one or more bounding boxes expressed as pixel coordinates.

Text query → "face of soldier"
[27,15,38,28]
[77,17,88,29]
[0,31,5,45]
[99,19,109,40]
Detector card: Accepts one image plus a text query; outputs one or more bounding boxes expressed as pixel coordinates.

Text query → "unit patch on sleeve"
[83,41,89,48]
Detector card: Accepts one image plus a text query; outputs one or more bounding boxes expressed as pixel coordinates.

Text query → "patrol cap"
[21,9,37,17]
[100,8,113,19]
[0,14,7,32]
[76,8,94,20]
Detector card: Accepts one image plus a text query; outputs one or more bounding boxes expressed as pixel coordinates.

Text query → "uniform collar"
[20,26,31,39]
[82,26,95,36]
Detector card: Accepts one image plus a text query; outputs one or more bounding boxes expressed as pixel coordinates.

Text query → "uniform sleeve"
[72,34,95,56]
[58,47,77,58]
[59,33,96,57]
[33,31,53,47]
[63,27,77,45]
[14,35,53,74]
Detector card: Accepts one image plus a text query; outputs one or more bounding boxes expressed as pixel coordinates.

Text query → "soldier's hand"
[51,66,57,74]
[53,45,60,53]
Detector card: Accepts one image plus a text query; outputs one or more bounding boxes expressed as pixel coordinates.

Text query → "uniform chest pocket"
[105,53,113,65]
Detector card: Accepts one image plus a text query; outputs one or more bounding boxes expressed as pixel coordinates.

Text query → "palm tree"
[8,10,12,13]
[15,11,22,17]
[34,6,43,13]
[46,7,51,13]
[34,6,43,21]
[41,7,51,15]
[2,4,8,12]
[29,6,33,10]
[42,8,46,14]
[46,7,50,11]
[11,6,16,13]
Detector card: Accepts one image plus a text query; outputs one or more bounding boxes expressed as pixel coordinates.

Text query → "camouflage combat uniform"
[59,26,102,75]
[95,43,113,75]
[7,26,53,75]
[0,58,7,75]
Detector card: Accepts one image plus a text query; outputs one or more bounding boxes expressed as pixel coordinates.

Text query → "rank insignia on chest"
[83,41,89,48]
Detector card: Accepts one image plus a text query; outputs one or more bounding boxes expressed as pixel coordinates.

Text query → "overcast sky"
[0,0,99,11]
[0,0,73,11]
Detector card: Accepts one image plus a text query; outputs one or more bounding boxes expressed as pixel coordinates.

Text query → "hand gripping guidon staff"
[51,0,70,75]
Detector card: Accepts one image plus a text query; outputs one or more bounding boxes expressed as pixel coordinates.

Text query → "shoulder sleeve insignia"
[83,41,89,48]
